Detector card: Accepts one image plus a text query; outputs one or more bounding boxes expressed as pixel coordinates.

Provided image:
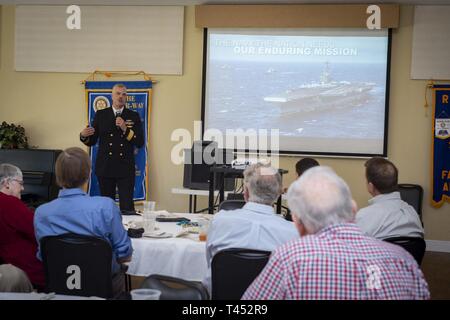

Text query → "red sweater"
[0,192,45,287]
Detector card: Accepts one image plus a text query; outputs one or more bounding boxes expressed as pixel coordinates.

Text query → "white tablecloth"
[0,292,104,300]
[123,214,209,281]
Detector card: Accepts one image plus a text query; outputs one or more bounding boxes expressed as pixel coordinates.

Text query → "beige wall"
[1,5,449,241]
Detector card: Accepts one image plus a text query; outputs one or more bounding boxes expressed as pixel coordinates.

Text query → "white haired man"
[242,166,430,300]
[203,163,298,294]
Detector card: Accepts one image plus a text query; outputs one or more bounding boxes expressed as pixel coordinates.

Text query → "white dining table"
[0,292,104,300]
[122,213,210,282]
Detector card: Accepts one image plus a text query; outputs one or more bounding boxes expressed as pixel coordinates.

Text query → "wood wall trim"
[195,4,399,28]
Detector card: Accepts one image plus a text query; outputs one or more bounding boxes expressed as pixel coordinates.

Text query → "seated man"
[285,157,320,221]
[0,264,33,293]
[295,157,319,177]
[242,166,430,300]
[34,147,132,295]
[355,157,424,240]
[203,163,298,294]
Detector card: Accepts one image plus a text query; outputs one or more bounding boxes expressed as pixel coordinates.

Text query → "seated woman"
[34,147,133,295]
[0,163,45,290]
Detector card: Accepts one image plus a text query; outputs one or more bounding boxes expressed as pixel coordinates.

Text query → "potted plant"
[0,121,29,149]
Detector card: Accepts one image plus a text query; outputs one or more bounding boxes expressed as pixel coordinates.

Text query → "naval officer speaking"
[80,83,144,214]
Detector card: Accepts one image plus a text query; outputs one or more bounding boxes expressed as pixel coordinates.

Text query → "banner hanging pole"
[81,70,158,84]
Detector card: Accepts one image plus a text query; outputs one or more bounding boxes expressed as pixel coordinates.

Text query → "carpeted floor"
[421,251,450,300]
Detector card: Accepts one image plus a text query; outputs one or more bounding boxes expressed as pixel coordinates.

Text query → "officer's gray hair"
[244,163,282,205]
[0,164,22,187]
[112,83,127,91]
[287,166,354,234]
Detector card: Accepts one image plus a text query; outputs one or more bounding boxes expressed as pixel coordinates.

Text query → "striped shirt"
[242,223,430,300]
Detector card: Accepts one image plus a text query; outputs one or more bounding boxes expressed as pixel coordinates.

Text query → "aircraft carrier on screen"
[263,63,375,116]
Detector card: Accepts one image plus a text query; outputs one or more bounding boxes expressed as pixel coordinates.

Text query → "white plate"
[143,232,172,238]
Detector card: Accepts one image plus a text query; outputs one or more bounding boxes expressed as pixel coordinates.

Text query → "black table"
[208,166,288,214]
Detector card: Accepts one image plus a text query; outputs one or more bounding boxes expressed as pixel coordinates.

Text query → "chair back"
[384,236,426,265]
[218,200,246,211]
[141,274,209,300]
[211,248,270,300]
[398,184,423,222]
[40,233,113,298]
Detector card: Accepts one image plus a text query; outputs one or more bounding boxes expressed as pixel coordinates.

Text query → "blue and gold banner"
[84,81,152,203]
[431,84,450,207]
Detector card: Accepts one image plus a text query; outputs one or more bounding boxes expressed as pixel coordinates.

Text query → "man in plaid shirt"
[242,167,430,300]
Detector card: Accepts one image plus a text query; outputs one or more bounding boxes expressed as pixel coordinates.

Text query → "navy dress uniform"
[80,107,144,213]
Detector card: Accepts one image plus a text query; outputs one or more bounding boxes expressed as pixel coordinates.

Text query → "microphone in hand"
[115,112,122,132]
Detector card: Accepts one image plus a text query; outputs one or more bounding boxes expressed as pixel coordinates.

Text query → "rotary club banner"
[84,80,152,203]
[431,84,450,207]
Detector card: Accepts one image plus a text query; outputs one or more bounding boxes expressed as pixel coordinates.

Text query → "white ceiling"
[0,0,449,5]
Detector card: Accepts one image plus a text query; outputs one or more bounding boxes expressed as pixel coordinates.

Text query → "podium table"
[208,166,288,214]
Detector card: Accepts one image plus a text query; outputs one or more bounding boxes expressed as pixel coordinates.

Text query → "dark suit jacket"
[81,107,144,178]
